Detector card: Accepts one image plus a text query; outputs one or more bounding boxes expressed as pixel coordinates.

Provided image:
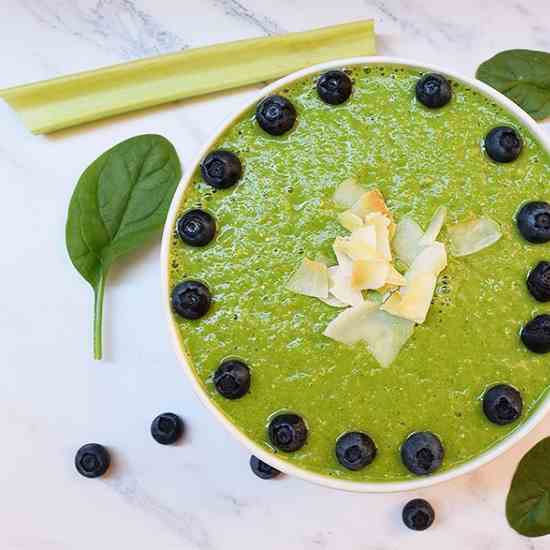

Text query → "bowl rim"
[160,56,550,493]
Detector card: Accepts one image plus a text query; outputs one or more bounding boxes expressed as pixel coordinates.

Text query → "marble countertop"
[2,1,550,549]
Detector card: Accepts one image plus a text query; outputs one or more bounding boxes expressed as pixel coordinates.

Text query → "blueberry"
[75,443,111,478]
[517,201,550,244]
[171,280,211,320]
[521,314,550,353]
[177,209,216,247]
[151,413,184,445]
[316,70,353,105]
[402,499,435,531]
[484,126,522,163]
[415,73,452,108]
[250,455,281,479]
[256,95,297,136]
[213,359,250,399]
[335,431,377,470]
[201,150,242,189]
[268,413,308,452]
[482,384,523,425]
[401,432,444,476]
[527,261,550,302]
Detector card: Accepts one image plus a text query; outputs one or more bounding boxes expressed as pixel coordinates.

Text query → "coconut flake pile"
[286,178,502,367]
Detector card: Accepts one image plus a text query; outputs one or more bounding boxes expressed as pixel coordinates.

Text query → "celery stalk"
[0,20,375,135]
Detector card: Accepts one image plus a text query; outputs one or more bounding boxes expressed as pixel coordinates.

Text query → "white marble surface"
[2,1,550,549]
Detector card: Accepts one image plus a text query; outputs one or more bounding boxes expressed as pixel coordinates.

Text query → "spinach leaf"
[66,134,181,359]
[476,49,550,121]
[506,437,550,537]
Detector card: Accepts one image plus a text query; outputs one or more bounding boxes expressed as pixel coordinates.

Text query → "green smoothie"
[168,64,550,482]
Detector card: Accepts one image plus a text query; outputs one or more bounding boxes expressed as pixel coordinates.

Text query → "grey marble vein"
[365,0,477,50]
[309,531,329,547]
[21,0,187,60]
[527,24,550,50]
[217,492,249,516]
[108,474,212,549]
[208,0,284,36]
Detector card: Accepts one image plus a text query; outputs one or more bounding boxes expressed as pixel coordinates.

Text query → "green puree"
[168,64,550,482]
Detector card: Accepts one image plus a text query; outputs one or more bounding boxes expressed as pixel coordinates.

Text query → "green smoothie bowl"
[161,58,550,492]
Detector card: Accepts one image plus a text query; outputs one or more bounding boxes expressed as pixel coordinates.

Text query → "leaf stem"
[93,270,106,360]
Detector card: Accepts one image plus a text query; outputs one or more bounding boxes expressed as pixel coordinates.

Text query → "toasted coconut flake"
[448,217,502,257]
[328,265,364,306]
[323,300,379,344]
[334,226,378,260]
[365,212,392,260]
[286,258,329,299]
[319,294,348,308]
[333,247,353,272]
[376,284,399,298]
[408,242,447,277]
[392,216,424,266]
[351,189,391,219]
[419,206,447,246]
[364,212,391,227]
[323,302,414,367]
[381,242,447,324]
[381,272,437,324]
[338,210,364,232]
[333,178,365,208]
[386,265,406,286]
[351,188,396,240]
[358,309,415,367]
[351,259,389,290]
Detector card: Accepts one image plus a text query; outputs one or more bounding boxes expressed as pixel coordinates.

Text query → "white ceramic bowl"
[161,57,550,493]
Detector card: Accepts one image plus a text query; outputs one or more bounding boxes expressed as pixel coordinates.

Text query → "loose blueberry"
[401,432,444,476]
[521,314,550,353]
[213,359,251,399]
[482,384,523,425]
[256,95,297,136]
[517,201,550,244]
[171,280,211,320]
[316,70,353,105]
[249,455,281,479]
[402,499,435,531]
[201,150,242,189]
[268,413,308,452]
[335,431,377,470]
[151,413,184,445]
[484,126,522,163]
[177,209,216,247]
[75,443,111,478]
[415,73,452,108]
[527,261,550,302]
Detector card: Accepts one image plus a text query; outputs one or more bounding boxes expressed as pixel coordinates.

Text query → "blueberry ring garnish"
[485,126,522,163]
[415,73,452,108]
[201,150,242,189]
[177,209,216,247]
[317,70,353,105]
[256,95,297,136]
